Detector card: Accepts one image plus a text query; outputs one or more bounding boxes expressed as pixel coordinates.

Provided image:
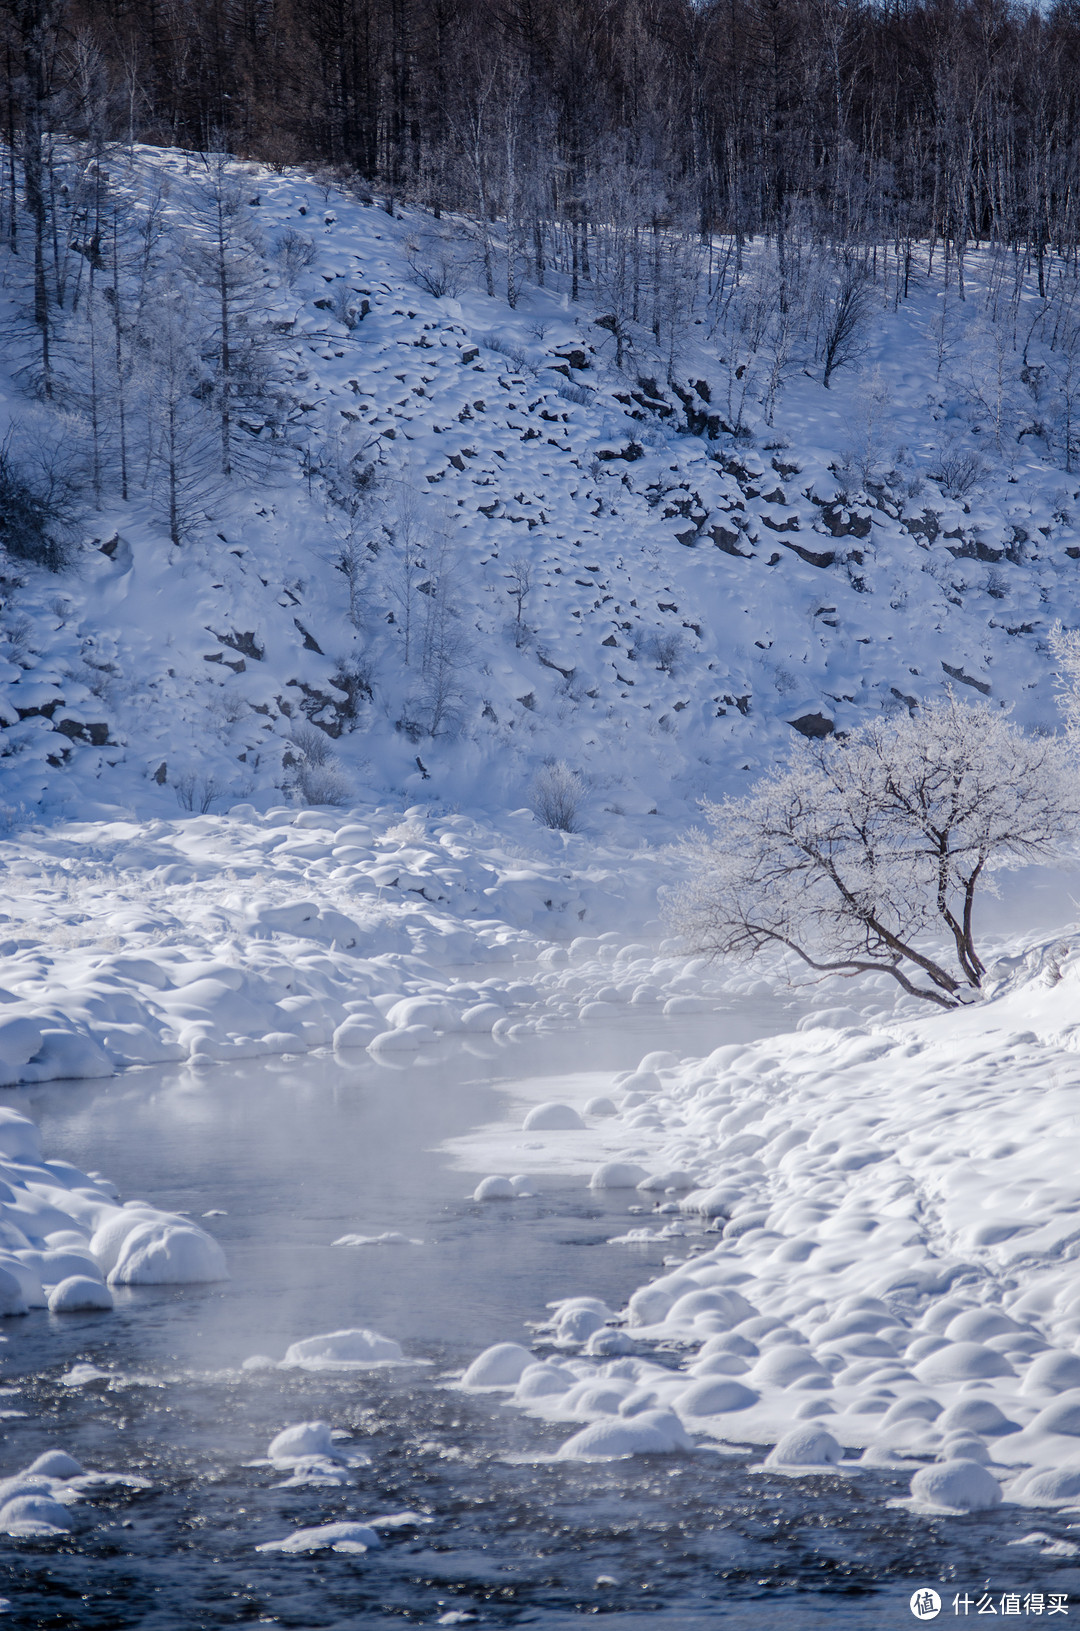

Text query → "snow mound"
[0,1494,73,1536]
[938,1398,1014,1436]
[24,1452,82,1480]
[913,1342,1015,1383]
[107,1221,227,1285]
[473,1176,516,1201]
[268,1422,340,1464]
[48,1276,113,1313]
[765,1428,844,1470]
[589,1162,649,1190]
[1011,1464,1080,1505]
[676,1378,758,1416]
[522,1102,584,1131]
[909,1460,1003,1512]
[555,1409,693,1461]
[1022,1350,1080,1395]
[256,1520,381,1554]
[461,1343,535,1388]
[1027,1393,1080,1437]
[282,1328,404,1369]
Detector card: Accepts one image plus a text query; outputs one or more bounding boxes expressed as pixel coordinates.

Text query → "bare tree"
[505,555,531,645]
[143,277,217,545]
[186,153,270,477]
[416,528,468,735]
[672,695,1077,1007]
[385,478,425,665]
[819,255,874,388]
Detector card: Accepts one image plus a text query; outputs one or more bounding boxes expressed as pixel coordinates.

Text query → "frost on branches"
[672,695,1078,1007]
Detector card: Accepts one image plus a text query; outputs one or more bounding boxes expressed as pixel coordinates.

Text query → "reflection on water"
[0,1004,1076,1628]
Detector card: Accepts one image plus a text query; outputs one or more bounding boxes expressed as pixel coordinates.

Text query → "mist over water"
[0,1000,1073,1628]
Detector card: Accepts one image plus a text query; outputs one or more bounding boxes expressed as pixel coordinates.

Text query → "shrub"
[530,760,586,832]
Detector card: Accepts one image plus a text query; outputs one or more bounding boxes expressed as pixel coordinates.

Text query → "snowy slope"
[1,147,1079,829]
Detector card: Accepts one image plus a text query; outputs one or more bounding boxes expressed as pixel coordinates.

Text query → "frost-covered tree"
[672,695,1077,1007]
[1050,622,1080,744]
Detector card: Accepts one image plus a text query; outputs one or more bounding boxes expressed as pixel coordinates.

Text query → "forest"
[6,0,1080,283]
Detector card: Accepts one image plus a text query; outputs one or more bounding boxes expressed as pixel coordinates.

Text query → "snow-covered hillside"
[2,147,1079,830]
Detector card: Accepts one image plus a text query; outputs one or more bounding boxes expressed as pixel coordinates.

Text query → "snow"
[472,1176,517,1201]
[430,937,1080,1510]
[909,1459,1004,1512]
[589,1162,650,1190]
[521,1102,584,1130]
[0,1494,73,1536]
[0,1449,153,1540]
[460,1343,535,1388]
[47,1276,113,1313]
[280,1328,405,1369]
[764,1427,845,1470]
[267,1422,341,1465]
[255,1520,382,1555]
[108,1222,227,1285]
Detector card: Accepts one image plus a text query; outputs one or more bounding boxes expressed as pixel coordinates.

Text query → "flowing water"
[0,1006,1076,1630]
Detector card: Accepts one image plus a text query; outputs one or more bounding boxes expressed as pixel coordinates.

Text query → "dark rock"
[904,509,940,543]
[941,661,991,695]
[781,539,836,568]
[212,628,264,660]
[820,503,871,539]
[537,651,575,681]
[789,712,835,738]
[596,442,643,462]
[711,526,752,557]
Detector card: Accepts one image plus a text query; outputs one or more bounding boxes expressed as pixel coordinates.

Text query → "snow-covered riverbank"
[450,942,1080,1519]
[0,800,688,1089]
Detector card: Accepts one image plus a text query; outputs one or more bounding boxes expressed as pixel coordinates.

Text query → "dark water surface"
[0,1009,1077,1630]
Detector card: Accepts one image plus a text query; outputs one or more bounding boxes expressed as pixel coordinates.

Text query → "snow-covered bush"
[642,630,681,673]
[287,722,351,806]
[530,760,586,832]
[671,695,1078,1007]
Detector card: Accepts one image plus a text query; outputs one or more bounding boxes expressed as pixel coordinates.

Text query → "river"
[0,1005,1071,1629]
